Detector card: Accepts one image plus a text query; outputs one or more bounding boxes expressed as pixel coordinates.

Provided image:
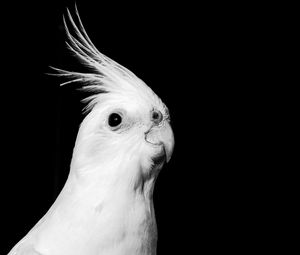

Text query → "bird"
[8,7,174,255]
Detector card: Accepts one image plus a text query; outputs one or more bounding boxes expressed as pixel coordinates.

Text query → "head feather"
[52,7,158,112]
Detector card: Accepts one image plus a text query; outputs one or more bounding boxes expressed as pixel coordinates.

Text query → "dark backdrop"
[1,1,269,254]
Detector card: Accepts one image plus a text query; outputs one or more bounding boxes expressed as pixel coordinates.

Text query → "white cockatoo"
[8,8,174,255]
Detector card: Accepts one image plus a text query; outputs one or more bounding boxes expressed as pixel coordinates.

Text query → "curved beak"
[145,121,174,162]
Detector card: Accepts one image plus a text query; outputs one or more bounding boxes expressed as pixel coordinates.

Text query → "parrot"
[7,8,174,255]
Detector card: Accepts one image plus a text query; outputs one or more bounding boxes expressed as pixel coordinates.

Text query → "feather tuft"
[51,7,154,112]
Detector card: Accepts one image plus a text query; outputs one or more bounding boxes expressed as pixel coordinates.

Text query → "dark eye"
[108,113,122,128]
[151,110,163,124]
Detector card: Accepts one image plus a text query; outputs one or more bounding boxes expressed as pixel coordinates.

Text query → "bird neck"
[68,143,158,201]
[35,160,158,254]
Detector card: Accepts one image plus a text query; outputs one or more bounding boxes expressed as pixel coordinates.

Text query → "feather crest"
[52,7,153,112]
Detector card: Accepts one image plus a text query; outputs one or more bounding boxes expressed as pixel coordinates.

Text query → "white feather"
[8,7,174,255]
[51,7,159,113]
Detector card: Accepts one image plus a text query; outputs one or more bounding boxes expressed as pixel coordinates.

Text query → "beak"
[145,121,174,162]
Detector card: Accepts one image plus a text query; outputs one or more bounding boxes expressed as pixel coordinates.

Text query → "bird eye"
[151,110,163,125]
[108,113,122,129]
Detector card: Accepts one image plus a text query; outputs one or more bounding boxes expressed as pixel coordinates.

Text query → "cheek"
[82,136,113,162]
[83,135,129,162]
[86,139,103,158]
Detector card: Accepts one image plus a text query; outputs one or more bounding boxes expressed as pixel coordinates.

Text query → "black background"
[1,1,278,254]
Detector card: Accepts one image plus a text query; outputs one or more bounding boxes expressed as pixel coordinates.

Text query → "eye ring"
[108,112,123,130]
[151,110,163,125]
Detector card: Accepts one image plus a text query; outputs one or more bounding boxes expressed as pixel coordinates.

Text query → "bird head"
[55,9,174,191]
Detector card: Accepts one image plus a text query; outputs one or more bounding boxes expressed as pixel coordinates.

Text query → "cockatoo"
[8,8,174,255]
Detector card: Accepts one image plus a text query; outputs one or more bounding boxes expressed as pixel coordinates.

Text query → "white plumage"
[8,8,174,255]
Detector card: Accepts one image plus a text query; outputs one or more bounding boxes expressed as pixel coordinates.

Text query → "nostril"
[151,110,163,125]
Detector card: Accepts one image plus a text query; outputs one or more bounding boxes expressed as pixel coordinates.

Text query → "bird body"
[8,8,174,255]
[12,170,157,255]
